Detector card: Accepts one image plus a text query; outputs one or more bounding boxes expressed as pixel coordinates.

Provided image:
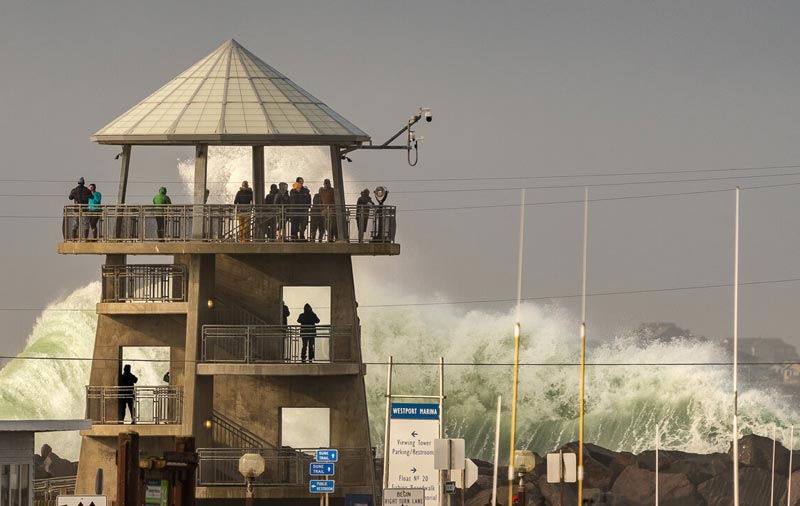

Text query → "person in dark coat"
[265,184,280,240]
[275,182,289,240]
[288,177,311,240]
[356,189,375,243]
[297,303,320,363]
[67,177,93,239]
[118,364,138,423]
[309,188,325,242]
[234,181,254,242]
[318,178,338,242]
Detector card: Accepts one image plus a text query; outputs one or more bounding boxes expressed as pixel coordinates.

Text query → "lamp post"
[239,453,265,506]
[513,450,535,506]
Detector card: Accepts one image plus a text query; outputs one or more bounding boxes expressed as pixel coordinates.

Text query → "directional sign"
[310,463,335,475]
[453,458,479,488]
[310,480,335,493]
[546,452,577,483]
[383,488,425,506]
[387,403,440,506]
[316,449,338,462]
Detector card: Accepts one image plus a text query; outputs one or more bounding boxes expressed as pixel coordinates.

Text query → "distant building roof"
[92,39,370,146]
[0,420,91,432]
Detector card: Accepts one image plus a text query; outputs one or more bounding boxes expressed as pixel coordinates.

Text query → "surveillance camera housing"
[425,111,432,122]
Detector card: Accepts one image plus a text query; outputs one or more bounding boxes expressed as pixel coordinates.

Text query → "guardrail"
[85,386,183,425]
[62,204,396,244]
[101,264,187,302]
[33,476,76,506]
[201,325,354,364]
[196,447,372,487]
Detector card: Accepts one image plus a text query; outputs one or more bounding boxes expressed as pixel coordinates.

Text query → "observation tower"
[63,39,425,505]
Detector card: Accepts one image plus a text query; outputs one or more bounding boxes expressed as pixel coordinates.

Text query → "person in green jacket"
[87,183,102,240]
[153,187,172,240]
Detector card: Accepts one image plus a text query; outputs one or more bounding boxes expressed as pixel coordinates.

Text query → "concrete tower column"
[191,144,208,240]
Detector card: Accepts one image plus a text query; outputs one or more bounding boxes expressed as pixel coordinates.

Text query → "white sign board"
[57,496,108,506]
[433,438,465,470]
[383,488,425,506]
[546,452,577,483]
[386,403,440,506]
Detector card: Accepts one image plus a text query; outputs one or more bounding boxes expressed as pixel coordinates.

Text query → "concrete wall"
[0,433,33,465]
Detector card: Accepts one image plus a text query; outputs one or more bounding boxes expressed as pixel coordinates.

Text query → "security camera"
[421,107,432,122]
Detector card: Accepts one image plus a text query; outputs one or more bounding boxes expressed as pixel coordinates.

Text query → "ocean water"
[1,147,796,461]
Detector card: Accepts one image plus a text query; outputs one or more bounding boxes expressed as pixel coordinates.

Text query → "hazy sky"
[2,0,800,357]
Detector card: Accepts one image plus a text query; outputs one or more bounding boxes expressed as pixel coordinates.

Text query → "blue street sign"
[310,463,335,475]
[316,449,338,462]
[309,480,335,493]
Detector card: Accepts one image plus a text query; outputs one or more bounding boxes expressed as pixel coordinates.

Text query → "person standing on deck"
[297,303,320,363]
[152,187,172,240]
[87,183,102,240]
[234,180,254,242]
[118,364,138,423]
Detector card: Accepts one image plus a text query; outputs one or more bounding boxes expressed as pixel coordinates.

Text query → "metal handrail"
[101,264,187,302]
[33,476,77,506]
[85,385,183,425]
[62,204,397,244]
[196,447,372,487]
[211,411,273,450]
[201,324,354,364]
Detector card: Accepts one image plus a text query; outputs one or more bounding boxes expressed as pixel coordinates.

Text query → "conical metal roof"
[92,40,370,146]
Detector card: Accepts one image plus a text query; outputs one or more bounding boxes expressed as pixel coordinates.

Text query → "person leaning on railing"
[265,184,280,240]
[356,189,375,243]
[152,187,172,240]
[289,177,311,241]
[310,189,325,242]
[234,180,253,242]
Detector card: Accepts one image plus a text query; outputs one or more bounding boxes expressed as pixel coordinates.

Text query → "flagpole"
[507,189,526,506]
[732,187,740,506]
[578,188,589,505]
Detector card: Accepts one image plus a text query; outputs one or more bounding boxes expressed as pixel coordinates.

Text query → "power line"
[5,169,800,198]
[0,354,797,367]
[4,162,800,185]
[1,275,799,312]
[2,179,800,220]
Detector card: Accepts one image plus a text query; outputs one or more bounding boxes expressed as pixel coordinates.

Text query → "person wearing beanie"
[67,177,93,239]
[234,181,254,242]
[288,176,311,240]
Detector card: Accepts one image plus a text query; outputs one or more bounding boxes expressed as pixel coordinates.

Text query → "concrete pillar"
[191,144,208,240]
[116,145,131,205]
[330,145,348,241]
[182,254,215,446]
[252,146,265,204]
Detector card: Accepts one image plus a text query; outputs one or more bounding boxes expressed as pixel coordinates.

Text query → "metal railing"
[211,411,273,450]
[101,264,187,302]
[33,476,76,506]
[62,204,397,244]
[196,447,372,488]
[201,324,354,364]
[85,386,183,424]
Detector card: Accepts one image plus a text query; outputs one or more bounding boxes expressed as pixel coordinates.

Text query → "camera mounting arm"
[341,107,432,166]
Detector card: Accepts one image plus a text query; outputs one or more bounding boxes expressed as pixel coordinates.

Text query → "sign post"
[311,449,337,506]
[386,403,440,506]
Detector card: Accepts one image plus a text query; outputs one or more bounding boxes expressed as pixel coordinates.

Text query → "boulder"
[611,466,702,506]
[778,470,800,506]
[663,453,729,485]
[557,442,617,490]
[698,466,781,506]
[537,474,577,506]
[734,434,791,475]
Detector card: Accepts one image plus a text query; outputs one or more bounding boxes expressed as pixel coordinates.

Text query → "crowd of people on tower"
[67,175,387,243]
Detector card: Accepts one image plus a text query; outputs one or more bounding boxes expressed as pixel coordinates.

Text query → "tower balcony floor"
[58,241,399,256]
[80,424,187,438]
[96,302,189,314]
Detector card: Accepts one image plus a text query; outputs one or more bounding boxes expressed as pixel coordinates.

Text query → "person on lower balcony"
[297,303,320,363]
[118,364,138,423]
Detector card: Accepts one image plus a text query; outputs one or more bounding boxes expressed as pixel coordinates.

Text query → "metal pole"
[491,395,501,506]
[578,188,589,505]
[439,356,445,506]
[508,189,526,506]
[655,424,659,506]
[788,425,794,506]
[771,424,776,506]
[733,187,740,506]
[382,356,393,490]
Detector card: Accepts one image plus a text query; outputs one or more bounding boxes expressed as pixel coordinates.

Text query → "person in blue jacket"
[87,183,102,240]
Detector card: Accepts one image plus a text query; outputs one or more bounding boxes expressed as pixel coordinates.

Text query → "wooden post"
[252,146,265,203]
[117,431,140,506]
[191,144,208,240]
[329,146,348,241]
